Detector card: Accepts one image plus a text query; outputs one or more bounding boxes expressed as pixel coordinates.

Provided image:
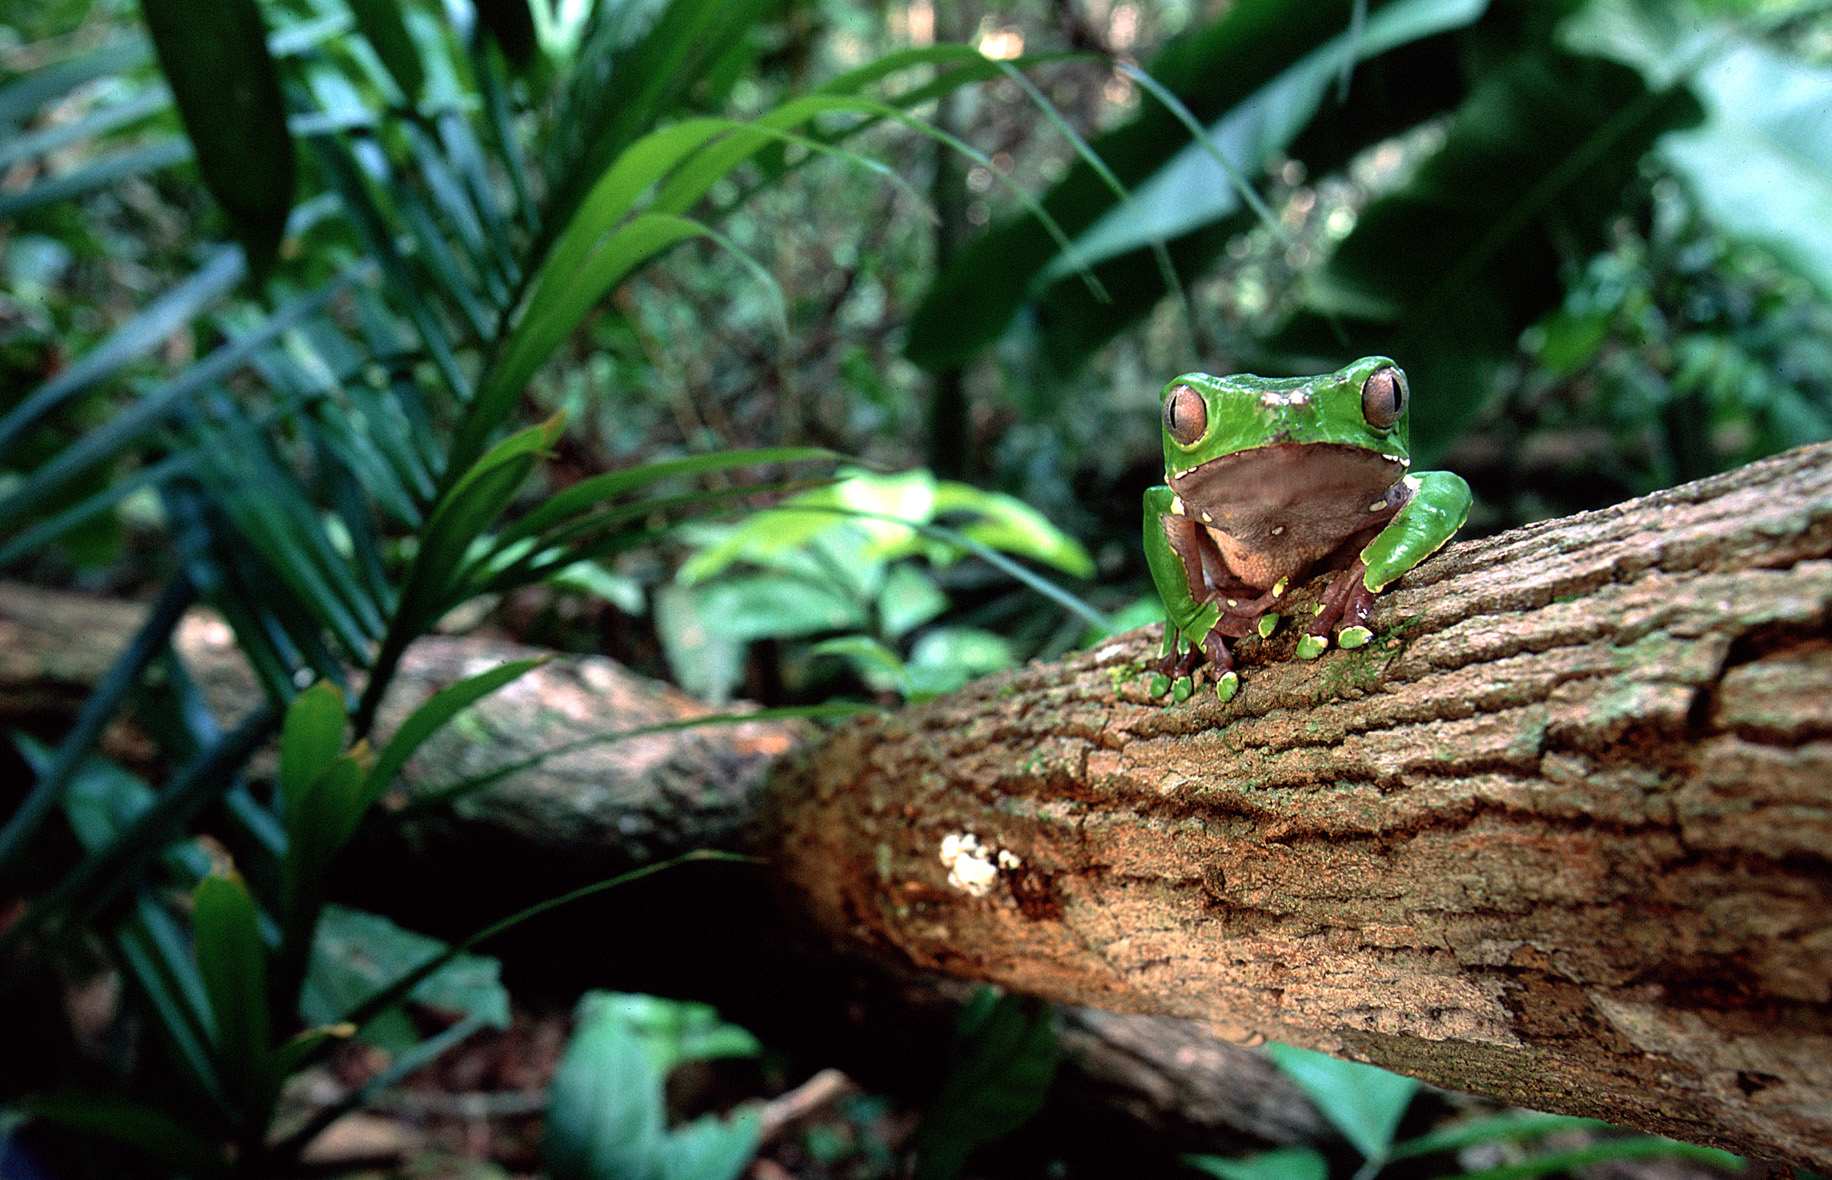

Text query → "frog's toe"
[1148,672,1172,699]
[1338,625,1373,650]
[1256,612,1281,639]
[1214,670,1239,703]
[1171,675,1194,703]
[1295,633,1330,660]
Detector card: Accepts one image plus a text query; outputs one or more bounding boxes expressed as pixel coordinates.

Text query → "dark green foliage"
[1258,51,1703,457]
[347,0,425,101]
[1262,1042,1417,1162]
[912,989,1061,1180]
[136,0,294,274]
[2,0,1828,1174]
[905,0,1488,372]
[545,992,763,1180]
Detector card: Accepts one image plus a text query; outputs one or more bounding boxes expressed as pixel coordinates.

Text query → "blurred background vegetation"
[1,0,1828,1175]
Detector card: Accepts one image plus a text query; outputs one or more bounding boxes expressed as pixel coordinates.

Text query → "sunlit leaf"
[545,991,761,1180]
[1263,1042,1417,1161]
[1566,1,1832,297]
[279,681,347,800]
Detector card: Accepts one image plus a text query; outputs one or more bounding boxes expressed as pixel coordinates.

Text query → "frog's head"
[1159,356,1411,471]
[1158,356,1412,521]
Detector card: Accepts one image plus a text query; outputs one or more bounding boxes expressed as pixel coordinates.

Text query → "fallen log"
[772,442,1832,1168]
[3,442,1828,1166]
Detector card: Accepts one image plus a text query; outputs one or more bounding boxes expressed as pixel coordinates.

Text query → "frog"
[1141,356,1470,703]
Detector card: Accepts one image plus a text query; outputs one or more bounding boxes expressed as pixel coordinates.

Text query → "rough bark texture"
[3,443,1828,1166]
[771,443,1832,1168]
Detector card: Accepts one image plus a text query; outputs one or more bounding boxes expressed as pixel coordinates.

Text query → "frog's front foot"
[1201,630,1239,702]
[1300,561,1378,660]
[1150,633,1203,700]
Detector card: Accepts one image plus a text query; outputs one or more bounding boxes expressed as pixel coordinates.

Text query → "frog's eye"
[1361,366,1407,429]
[1163,384,1207,446]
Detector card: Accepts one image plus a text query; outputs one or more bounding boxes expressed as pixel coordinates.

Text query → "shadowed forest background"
[1,0,1829,1176]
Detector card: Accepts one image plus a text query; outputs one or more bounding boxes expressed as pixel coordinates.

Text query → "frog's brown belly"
[1168,443,1404,592]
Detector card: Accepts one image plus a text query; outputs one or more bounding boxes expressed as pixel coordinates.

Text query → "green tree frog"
[1141,356,1471,703]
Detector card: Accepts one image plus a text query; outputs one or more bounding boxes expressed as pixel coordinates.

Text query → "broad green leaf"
[813,636,909,694]
[913,991,1060,1180]
[1051,0,1487,275]
[301,905,510,1048]
[366,657,547,801]
[879,564,948,640]
[904,628,1016,701]
[193,873,273,1125]
[1181,1147,1329,1180]
[18,1094,226,1175]
[1258,50,1702,458]
[1263,1042,1417,1161]
[279,681,347,800]
[545,991,761,1180]
[585,993,762,1076]
[657,1110,762,1180]
[545,993,667,1180]
[678,470,937,585]
[1564,2,1832,293]
[700,576,870,644]
[139,0,295,273]
[933,482,1095,578]
[652,582,746,703]
[905,0,1485,372]
[550,562,646,613]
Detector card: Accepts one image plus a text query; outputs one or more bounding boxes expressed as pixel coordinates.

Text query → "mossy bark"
[770,443,1832,1168]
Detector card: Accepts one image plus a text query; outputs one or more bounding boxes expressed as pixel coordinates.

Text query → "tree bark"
[3,442,1828,1166]
[771,442,1832,1168]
